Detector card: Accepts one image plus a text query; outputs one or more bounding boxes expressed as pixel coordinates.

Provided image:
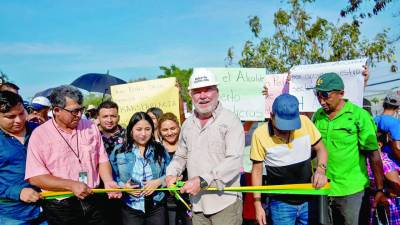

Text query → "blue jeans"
[268,199,309,225]
[0,216,47,225]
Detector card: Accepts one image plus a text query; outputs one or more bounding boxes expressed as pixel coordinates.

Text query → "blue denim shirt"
[110,143,170,212]
[0,122,41,220]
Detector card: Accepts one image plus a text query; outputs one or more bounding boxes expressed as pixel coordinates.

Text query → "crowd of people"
[0,68,399,225]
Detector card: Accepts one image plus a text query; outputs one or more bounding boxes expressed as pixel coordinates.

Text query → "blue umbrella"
[70,73,127,94]
[34,87,54,98]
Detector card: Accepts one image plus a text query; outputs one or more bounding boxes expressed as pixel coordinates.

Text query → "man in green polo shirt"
[311,72,387,225]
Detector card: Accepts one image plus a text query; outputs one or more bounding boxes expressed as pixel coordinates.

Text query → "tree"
[340,0,397,20]
[371,96,381,105]
[227,0,396,73]
[158,65,193,109]
[340,0,400,45]
[0,70,9,83]
[83,93,109,108]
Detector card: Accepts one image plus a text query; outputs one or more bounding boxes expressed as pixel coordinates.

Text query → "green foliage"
[0,71,9,83]
[371,97,381,104]
[228,0,396,73]
[83,93,110,108]
[340,0,395,19]
[157,65,193,109]
[249,16,262,38]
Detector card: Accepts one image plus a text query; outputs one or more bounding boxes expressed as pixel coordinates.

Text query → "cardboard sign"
[111,77,180,127]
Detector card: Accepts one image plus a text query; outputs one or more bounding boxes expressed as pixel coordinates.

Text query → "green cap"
[314,72,344,91]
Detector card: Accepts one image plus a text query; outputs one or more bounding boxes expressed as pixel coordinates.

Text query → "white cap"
[87,104,96,111]
[31,96,51,110]
[188,68,218,90]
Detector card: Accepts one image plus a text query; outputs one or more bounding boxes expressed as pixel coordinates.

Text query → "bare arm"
[390,141,400,162]
[311,140,328,172]
[385,170,400,196]
[99,161,114,183]
[252,161,266,225]
[368,150,385,190]
[311,140,328,188]
[367,150,388,208]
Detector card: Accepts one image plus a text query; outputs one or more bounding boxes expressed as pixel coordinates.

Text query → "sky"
[0,0,399,99]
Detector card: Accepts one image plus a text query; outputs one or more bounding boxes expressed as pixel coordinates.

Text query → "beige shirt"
[166,103,244,214]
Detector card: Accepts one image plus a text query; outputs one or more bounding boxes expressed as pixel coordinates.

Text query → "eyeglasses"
[314,90,335,99]
[61,107,85,116]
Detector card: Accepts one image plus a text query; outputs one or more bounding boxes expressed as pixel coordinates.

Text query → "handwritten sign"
[204,68,266,121]
[264,73,288,118]
[110,78,180,127]
[289,58,367,112]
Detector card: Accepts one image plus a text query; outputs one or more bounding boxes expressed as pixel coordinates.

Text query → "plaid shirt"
[367,151,400,225]
[100,125,126,155]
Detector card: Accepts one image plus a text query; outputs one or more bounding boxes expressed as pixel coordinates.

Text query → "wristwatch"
[199,176,208,189]
[318,163,327,170]
[375,188,386,194]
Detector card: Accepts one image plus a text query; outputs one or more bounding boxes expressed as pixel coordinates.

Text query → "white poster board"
[289,58,367,112]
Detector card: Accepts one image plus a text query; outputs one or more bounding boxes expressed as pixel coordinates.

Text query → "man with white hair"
[166,68,245,225]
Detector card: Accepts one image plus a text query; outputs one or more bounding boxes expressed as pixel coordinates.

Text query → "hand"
[286,72,292,82]
[125,181,141,197]
[254,203,266,225]
[175,80,182,92]
[362,65,369,86]
[312,169,328,189]
[142,179,162,196]
[20,188,42,203]
[262,85,269,96]
[104,180,122,199]
[180,176,201,196]
[373,191,389,209]
[166,175,178,188]
[70,181,92,199]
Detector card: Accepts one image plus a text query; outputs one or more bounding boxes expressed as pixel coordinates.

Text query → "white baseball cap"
[31,96,51,110]
[87,104,97,111]
[188,68,219,90]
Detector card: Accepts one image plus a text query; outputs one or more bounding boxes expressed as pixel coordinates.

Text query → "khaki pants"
[192,198,242,225]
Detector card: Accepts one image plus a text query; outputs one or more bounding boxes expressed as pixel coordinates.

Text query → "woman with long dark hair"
[110,112,170,225]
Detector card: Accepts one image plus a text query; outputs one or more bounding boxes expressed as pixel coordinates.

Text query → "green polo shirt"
[312,100,378,197]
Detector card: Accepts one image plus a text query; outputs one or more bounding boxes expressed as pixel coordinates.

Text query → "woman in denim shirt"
[110,112,170,225]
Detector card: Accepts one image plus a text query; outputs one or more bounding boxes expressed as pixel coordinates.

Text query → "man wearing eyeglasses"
[25,85,120,225]
[311,73,386,225]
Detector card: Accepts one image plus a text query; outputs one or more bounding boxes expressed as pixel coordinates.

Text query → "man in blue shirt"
[374,92,400,165]
[0,91,44,224]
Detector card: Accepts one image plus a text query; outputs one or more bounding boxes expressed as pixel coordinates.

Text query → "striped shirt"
[250,115,321,203]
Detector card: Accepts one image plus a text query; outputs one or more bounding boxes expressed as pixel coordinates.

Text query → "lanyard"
[51,119,81,164]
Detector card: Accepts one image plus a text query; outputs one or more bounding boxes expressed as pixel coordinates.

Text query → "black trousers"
[167,198,192,225]
[42,195,109,225]
[121,202,168,225]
